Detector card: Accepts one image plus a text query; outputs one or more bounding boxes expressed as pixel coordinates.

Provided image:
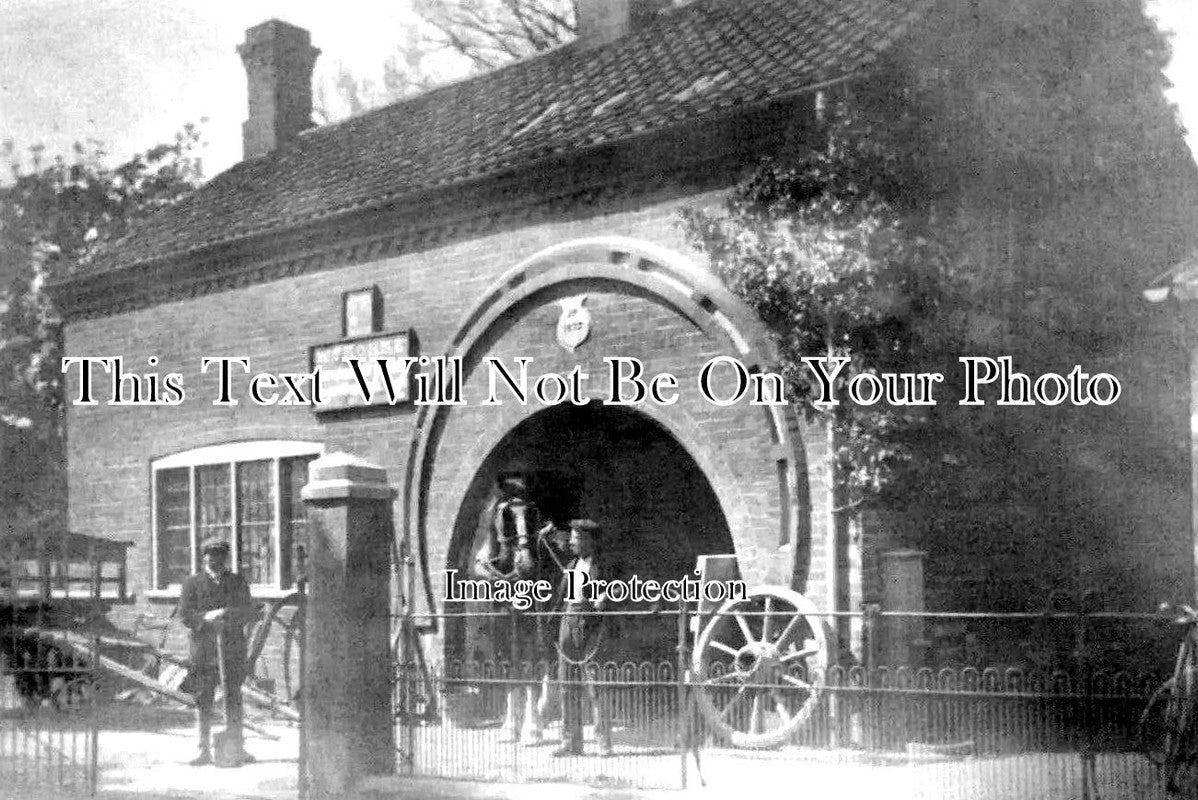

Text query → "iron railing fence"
[392,606,1186,796]
[0,531,113,797]
[402,659,687,789]
[0,604,101,796]
[861,608,1178,679]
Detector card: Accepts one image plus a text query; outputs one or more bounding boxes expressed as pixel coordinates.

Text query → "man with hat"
[555,518,614,757]
[178,536,256,766]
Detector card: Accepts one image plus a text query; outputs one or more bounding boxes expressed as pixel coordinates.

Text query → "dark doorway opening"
[445,404,734,665]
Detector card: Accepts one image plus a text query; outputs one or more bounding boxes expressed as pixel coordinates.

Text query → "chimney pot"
[238,20,320,160]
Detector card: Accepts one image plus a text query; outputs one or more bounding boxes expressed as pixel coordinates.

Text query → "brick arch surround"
[402,236,813,626]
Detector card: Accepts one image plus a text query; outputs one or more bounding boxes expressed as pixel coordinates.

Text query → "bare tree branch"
[416,0,575,71]
[324,0,577,117]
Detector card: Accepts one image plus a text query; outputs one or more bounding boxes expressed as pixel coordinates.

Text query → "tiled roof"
[80,0,931,277]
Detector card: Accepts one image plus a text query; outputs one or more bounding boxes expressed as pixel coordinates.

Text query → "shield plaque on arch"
[556,295,591,352]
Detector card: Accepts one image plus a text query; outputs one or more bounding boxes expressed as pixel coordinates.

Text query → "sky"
[1,0,1197,181]
[0,0,463,178]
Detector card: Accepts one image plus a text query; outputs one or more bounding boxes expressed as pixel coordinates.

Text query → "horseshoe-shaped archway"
[400,236,813,630]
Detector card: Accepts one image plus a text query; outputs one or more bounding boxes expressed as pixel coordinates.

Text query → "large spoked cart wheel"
[691,585,830,748]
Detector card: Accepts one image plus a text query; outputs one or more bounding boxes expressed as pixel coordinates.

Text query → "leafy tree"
[890,0,1196,354]
[0,127,204,538]
[682,101,957,509]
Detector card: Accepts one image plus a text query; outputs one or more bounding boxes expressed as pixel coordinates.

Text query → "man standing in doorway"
[178,537,256,766]
[555,519,614,757]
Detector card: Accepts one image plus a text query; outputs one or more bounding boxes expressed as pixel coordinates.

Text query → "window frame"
[149,440,323,595]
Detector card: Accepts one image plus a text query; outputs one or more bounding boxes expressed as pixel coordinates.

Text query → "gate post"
[880,550,928,668]
[301,453,397,797]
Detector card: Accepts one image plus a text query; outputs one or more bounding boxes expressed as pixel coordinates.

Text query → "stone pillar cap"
[881,549,928,560]
[302,452,396,503]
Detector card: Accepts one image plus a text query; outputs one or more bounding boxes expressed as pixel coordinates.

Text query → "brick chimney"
[574,0,672,49]
[238,20,320,160]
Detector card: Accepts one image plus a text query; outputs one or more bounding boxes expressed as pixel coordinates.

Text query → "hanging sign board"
[310,329,413,412]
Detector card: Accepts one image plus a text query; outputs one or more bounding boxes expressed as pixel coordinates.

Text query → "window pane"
[237,460,275,585]
[196,463,232,555]
[153,447,320,590]
[156,468,191,587]
[280,455,317,587]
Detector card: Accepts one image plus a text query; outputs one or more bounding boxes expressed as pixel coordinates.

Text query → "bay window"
[151,441,323,591]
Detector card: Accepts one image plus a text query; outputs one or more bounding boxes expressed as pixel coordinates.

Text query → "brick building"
[49,0,1198,671]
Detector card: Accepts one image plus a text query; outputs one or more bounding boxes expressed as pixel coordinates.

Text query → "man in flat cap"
[178,537,256,766]
[555,519,614,757]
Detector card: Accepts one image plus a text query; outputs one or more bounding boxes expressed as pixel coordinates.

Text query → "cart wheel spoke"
[762,597,774,642]
[782,673,812,691]
[780,642,821,663]
[774,614,805,649]
[709,640,739,658]
[719,685,750,721]
[704,670,751,686]
[734,613,755,646]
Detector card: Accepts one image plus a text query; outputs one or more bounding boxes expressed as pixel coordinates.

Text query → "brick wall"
[63,192,831,668]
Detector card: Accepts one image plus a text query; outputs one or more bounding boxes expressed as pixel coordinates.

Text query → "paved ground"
[3,704,299,800]
[360,751,1173,800]
[97,716,300,800]
[0,705,1181,800]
